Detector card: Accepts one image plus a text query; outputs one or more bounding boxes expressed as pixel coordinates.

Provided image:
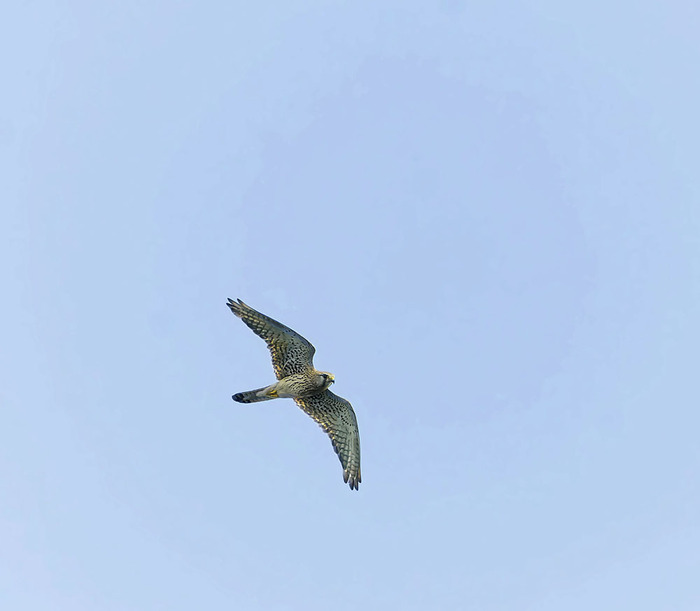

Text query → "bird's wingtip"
[344,470,361,491]
[227,298,250,308]
[227,298,247,316]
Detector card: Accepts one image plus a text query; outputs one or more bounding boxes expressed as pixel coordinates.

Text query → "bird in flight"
[227,299,361,490]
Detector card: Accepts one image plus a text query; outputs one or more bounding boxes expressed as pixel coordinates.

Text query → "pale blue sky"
[2,1,699,609]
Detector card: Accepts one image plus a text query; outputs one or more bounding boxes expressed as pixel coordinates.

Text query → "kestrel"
[227,299,361,490]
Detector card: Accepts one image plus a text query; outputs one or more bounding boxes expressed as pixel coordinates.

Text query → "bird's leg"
[256,383,280,399]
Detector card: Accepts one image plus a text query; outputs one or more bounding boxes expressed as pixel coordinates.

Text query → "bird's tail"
[232,385,278,403]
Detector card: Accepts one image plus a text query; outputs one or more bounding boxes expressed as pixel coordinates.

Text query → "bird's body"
[232,372,333,403]
[227,299,361,490]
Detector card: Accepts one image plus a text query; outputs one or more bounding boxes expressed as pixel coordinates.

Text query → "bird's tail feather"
[232,386,277,403]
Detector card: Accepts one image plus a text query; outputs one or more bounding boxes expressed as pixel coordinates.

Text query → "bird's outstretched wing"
[227,299,316,379]
[294,390,362,490]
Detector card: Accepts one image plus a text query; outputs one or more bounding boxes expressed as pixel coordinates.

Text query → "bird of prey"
[227,299,361,490]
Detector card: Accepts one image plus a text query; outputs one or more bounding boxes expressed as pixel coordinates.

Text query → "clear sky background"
[2,1,699,609]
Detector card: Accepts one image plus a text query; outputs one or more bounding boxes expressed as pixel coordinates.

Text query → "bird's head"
[317,372,335,389]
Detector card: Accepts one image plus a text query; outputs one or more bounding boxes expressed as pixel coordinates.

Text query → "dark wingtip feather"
[227,298,254,319]
[226,298,243,317]
[345,470,360,491]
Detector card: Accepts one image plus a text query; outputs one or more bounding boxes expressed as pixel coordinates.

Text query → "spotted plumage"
[227,299,362,490]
